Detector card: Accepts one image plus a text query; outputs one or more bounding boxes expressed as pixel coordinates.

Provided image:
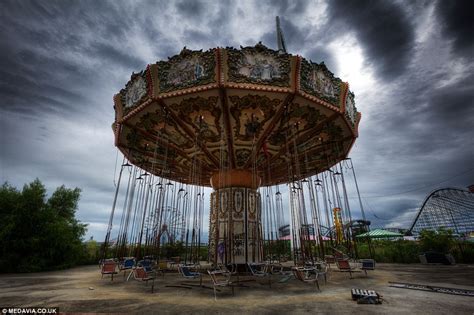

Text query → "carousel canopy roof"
[113,43,361,187]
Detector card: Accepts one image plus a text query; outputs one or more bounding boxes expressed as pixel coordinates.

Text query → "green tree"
[83,240,100,264]
[0,179,87,272]
[419,228,454,253]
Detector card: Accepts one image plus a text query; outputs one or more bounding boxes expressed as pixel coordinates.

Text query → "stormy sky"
[1,0,473,240]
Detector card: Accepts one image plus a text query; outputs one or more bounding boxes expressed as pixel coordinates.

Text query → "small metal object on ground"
[351,288,381,304]
[351,288,379,300]
[389,282,474,297]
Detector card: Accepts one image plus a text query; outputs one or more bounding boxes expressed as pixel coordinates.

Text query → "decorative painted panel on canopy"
[156,48,217,94]
[119,70,151,116]
[226,43,292,87]
[299,59,345,108]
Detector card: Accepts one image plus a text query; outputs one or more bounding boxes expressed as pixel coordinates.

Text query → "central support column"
[208,170,263,265]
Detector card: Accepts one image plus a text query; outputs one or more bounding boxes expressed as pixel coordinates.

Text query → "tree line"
[0,179,92,272]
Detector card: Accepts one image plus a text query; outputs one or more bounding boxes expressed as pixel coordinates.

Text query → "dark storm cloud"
[0,0,173,117]
[373,71,474,158]
[89,42,145,70]
[181,29,213,48]
[175,0,205,19]
[0,50,92,116]
[327,0,415,80]
[366,197,418,221]
[260,0,310,16]
[435,0,474,58]
[278,16,309,51]
[188,0,236,49]
[258,3,340,73]
[422,78,474,134]
[0,6,92,116]
[260,16,310,53]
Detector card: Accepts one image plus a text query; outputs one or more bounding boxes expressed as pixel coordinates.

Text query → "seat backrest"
[337,259,351,270]
[123,258,135,268]
[135,267,148,279]
[138,259,152,267]
[138,259,154,272]
[180,266,193,277]
[158,261,168,270]
[361,259,375,269]
[102,261,116,273]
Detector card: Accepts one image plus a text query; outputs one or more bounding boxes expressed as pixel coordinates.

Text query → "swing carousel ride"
[104,19,364,266]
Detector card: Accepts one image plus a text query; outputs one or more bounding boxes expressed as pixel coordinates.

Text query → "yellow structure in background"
[333,207,344,243]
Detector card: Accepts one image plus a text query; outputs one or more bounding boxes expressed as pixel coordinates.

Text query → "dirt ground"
[0,263,473,314]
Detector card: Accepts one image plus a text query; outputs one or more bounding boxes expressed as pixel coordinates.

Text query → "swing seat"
[336,259,358,279]
[359,259,375,276]
[119,257,136,277]
[179,265,203,286]
[248,263,272,287]
[134,267,156,293]
[292,267,321,291]
[208,270,235,301]
[137,259,154,273]
[101,260,118,281]
[137,259,163,278]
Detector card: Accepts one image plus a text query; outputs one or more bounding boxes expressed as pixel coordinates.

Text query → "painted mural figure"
[125,76,147,108]
[345,93,356,123]
[238,54,281,81]
[261,60,273,80]
[238,59,252,77]
[168,58,206,86]
[250,59,262,79]
[309,68,335,98]
[322,76,335,97]
[309,69,320,92]
[194,62,204,80]
[217,242,225,262]
[270,63,281,78]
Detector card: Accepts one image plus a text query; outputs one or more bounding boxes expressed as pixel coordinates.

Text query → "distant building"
[278,224,315,238]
